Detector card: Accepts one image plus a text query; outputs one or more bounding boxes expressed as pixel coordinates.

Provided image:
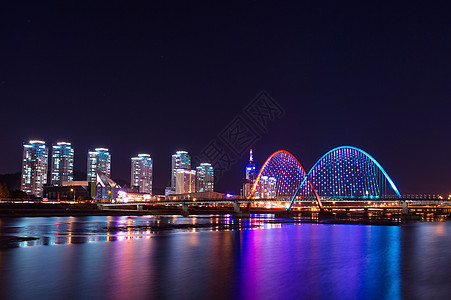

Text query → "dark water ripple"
[0,216,450,300]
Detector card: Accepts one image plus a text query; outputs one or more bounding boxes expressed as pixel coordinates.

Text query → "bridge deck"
[99,198,451,207]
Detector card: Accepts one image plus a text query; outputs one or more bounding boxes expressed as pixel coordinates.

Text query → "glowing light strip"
[287,146,401,210]
[249,150,295,198]
[249,150,322,208]
[314,146,401,196]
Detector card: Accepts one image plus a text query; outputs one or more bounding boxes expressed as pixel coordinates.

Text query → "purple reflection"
[235,224,401,299]
[2,217,451,300]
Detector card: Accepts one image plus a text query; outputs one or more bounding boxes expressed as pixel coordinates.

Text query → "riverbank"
[0,203,252,217]
[1,203,450,221]
[0,203,256,217]
[1,205,448,249]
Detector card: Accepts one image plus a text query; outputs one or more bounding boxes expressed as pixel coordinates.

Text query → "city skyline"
[16,138,448,200]
[2,3,451,300]
[11,137,451,196]
[1,2,450,196]
[17,140,221,197]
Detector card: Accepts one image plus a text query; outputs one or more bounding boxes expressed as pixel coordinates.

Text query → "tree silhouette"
[0,182,11,198]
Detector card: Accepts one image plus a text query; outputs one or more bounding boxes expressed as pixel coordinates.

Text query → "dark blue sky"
[0,1,450,195]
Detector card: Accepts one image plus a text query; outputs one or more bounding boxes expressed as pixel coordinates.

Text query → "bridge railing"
[97,196,450,206]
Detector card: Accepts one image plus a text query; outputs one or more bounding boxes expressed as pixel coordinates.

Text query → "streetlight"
[70,188,75,202]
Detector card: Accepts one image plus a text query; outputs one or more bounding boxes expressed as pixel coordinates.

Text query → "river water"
[0,215,450,300]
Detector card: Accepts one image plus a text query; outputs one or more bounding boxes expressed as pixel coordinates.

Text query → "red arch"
[248,150,323,209]
[249,150,308,198]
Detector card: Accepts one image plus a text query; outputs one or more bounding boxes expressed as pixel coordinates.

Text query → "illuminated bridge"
[99,146,447,215]
[249,146,402,211]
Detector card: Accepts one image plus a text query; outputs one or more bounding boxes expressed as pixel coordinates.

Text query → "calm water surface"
[0,215,450,300]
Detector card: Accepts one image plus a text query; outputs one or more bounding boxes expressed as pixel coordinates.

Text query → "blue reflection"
[2,217,451,300]
[234,224,401,299]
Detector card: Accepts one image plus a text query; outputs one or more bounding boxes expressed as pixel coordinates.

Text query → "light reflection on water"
[1,215,279,248]
[0,216,450,299]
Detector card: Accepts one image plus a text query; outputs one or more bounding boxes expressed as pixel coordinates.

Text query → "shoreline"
[1,205,449,249]
[0,203,449,221]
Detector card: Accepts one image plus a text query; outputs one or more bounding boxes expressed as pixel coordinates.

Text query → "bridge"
[248,146,406,209]
[100,146,449,217]
[98,197,451,218]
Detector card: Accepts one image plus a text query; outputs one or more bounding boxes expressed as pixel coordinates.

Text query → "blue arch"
[287,146,401,210]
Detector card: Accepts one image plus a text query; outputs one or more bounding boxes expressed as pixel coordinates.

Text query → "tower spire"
[249,149,253,163]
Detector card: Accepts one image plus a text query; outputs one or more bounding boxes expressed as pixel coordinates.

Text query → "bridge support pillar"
[137,204,144,211]
[402,201,409,214]
[401,201,422,220]
[232,202,250,217]
[181,204,189,216]
[233,202,241,213]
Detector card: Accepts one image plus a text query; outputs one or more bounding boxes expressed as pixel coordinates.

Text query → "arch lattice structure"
[288,146,401,210]
[249,150,321,207]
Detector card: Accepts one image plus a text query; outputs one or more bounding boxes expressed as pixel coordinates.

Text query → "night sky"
[1,1,450,195]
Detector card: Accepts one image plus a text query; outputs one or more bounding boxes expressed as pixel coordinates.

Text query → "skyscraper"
[131,154,153,194]
[50,142,74,186]
[87,148,111,182]
[245,149,257,181]
[196,163,214,192]
[243,149,258,197]
[171,151,190,190]
[175,169,196,194]
[21,140,49,197]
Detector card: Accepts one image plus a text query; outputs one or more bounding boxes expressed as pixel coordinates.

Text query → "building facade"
[175,169,196,194]
[256,175,277,198]
[243,149,258,197]
[95,172,121,202]
[131,154,153,194]
[87,148,111,182]
[195,163,214,192]
[171,151,190,190]
[44,181,96,201]
[21,140,49,197]
[164,187,174,196]
[50,142,74,186]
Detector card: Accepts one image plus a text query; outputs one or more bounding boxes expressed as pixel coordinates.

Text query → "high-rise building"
[21,140,49,197]
[245,149,257,181]
[175,169,196,194]
[50,142,74,186]
[171,151,190,190]
[87,148,111,182]
[164,187,174,196]
[256,175,277,198]
[131,154,153,194]
[196,163,214,192]
[243,149,258,197]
